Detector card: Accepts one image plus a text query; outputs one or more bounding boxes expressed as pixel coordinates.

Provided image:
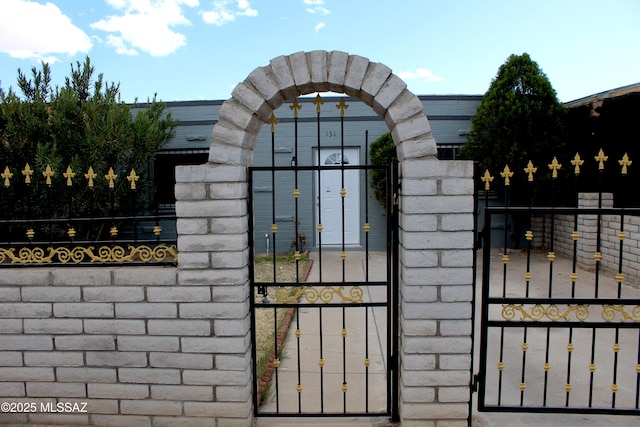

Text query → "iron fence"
[0,163,177,266]
[472,149,640,419]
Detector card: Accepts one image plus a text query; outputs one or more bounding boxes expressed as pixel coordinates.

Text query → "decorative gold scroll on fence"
[0,244,177,265]
[602,305,640,322]
[274,285,364,304]
[502,304,590,322]
[501,304,640,323]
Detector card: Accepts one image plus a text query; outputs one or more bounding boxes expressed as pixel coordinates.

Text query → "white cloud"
[201,0,258,26]
[237,0,258,16]
[314,22,326,32]
[0,0,92,62]
[304,0,330,15]
[91,0,199,57]
[104,34,139,56]
[397,68,444,82]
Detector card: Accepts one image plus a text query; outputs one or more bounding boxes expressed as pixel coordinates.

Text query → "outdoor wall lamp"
[291,156,297,167]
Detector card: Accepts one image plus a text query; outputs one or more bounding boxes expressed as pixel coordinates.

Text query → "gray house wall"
[157,95,481,253]
[162,95,480,153]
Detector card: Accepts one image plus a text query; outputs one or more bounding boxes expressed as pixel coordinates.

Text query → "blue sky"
[0,0,638,103]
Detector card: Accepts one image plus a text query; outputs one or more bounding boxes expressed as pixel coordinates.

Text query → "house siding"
[157,95,481,252]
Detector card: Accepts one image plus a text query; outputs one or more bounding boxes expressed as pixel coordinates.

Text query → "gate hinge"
[471,373,480,392]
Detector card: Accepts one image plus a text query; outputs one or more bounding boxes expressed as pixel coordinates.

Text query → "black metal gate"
[472,153,640,419]
[248,96,399,419]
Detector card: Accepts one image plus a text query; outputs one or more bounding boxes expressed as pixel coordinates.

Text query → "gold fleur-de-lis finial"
[126,169,139,190]
[500,165,514,186]
[43,165,54,186]
[595,148,608,170]
[63,166,76,187]
[289,99,302,118]
[336,98,349,117]
[2,166,13,187]
[619,153,632,175]
[105,167,117,189]
[312,93,324,114]
[481,169,494,190]
[524,161,537,182]
[548,157,562,178]
[22,163,34,184]
[571,153,584,175]
[267,113,279,133]
[85,167,97,188]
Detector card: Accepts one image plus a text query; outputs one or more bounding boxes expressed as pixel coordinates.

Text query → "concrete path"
[473,248,640,427]
[256,251,391,427]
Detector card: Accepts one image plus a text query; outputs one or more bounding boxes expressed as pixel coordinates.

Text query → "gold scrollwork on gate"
[602,305,640,323]
[274,285,364,304]
[0,244,177,265]
[501,304,589,322]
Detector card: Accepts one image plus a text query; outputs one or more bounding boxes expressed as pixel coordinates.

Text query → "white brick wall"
[0,267,231,424]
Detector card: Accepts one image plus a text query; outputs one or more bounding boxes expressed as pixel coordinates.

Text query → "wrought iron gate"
[472,152,640,418]
[248,96,399,418]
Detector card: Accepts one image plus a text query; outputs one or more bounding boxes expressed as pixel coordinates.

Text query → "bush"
[369,132,397,209]
[0,57,178,224]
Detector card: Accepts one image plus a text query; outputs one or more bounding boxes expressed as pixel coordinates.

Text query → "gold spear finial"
[501,165,514,186]
[43,165,54,186]
[619,153,632,175]
[105,167,117,189]
[481,169,494,191]
[571,153,584,175]
[524,161,537,182]
[595,148,608,170]
[289,99,302,118]
[548,157,562,179]
[267,113,279,133]
[22,163,34,184]
[63,166,76,187]
[127,169,139,190]
[336,98,349,117]
[312,93,324,114]
[2,166,13,187]
[85,167,97,188]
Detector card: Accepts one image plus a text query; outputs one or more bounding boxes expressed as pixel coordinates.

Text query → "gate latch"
[471,373,480,392]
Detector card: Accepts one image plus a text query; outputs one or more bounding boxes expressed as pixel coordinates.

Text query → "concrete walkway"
[256,249,640,426]
[256,251,391,427]
[473,248,640,427]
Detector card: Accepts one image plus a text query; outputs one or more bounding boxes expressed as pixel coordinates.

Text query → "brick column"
[175,163,253,426]
[398,158,474,427]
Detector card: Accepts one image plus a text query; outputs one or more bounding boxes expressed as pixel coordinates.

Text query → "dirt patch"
[254,252,312,405]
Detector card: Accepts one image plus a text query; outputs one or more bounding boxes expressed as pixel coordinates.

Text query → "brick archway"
[208,50,436,165]
[175,50,473,426]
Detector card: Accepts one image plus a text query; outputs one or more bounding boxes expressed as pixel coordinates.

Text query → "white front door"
[315,148,360,246]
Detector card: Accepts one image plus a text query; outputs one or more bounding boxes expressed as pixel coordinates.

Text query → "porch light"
[291,156,297,167]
